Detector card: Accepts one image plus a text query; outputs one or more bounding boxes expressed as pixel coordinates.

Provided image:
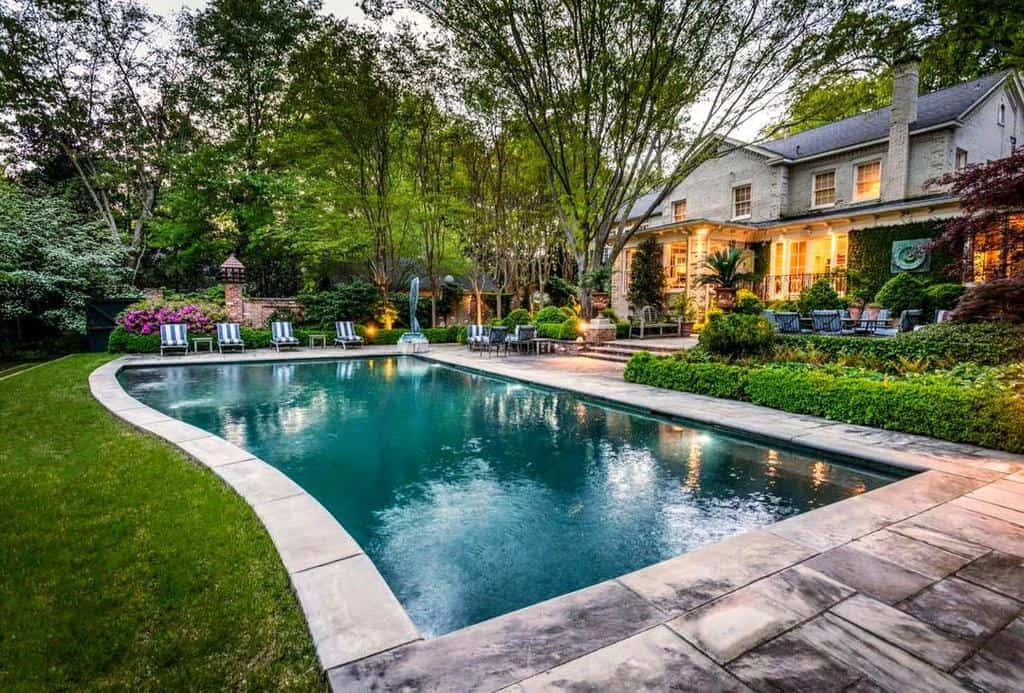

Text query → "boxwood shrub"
[624,353,1024,452]
[775,322,1024,365]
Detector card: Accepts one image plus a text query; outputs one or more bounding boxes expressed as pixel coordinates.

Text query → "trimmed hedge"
[624,353,1024,453]
[775,322,1024,366]
[107,324,460,352]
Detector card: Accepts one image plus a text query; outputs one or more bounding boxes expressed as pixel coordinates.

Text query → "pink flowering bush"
[119,300,225,335]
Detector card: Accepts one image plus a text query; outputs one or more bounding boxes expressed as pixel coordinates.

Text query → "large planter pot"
[714,287,738,311]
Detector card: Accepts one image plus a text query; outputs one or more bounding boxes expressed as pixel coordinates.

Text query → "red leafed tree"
[932,149,1024,322]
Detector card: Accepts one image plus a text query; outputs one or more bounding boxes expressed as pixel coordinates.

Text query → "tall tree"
[2,0,184,280]
[411,0,850,315]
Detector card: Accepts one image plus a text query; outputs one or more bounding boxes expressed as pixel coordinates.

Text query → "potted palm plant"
[697,248,757,311]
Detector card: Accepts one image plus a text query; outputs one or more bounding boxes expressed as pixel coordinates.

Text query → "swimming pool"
[119,356,897,637]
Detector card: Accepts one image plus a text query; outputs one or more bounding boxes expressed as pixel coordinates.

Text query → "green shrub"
[875,272,929,314]
[767,299,799,312]
[733,289,764,315]
[615,321,630,339]
[504,308,532,327]
[624,352,750,399]
[922,283,964,312]
[600,308,620,321]
[362,326,460,345]
[698,313,775,357]
[535,306,569,324]
[797,278,845,313]
[299,279,380,325]
[775,322,1024,366]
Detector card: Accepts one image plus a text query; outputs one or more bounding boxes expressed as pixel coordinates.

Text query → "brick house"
[611,65,1024,318]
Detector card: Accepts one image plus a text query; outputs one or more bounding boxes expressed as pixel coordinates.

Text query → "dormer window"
[853,160,881,201]
[998,103,1006,126]
[812,171,836,207]
[673,200,687,222]
[732,184,751,219]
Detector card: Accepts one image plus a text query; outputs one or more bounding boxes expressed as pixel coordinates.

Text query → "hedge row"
[623,352,1024,453]
[775,322,1024,366]
[107,325,460,353]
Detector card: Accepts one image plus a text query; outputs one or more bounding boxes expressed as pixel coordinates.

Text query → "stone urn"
[714,286,738,311]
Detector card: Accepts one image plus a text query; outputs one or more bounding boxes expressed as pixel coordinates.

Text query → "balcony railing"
[756,271,847,299]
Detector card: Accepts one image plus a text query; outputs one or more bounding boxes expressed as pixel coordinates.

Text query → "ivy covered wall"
[847,220,957,296]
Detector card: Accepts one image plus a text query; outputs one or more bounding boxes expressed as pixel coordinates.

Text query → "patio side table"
[308,333,327,349]
[192,336,213,353]
[531,338,555,355]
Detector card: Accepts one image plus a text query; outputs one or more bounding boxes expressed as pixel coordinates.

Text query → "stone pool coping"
[90,347,1024,691]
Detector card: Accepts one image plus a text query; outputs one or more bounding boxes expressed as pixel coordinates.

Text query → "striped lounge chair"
[160,323,189,356]
[216,322,245,353]
[334,321,364,349]
[466,324,490,351]
[270,321,300,352]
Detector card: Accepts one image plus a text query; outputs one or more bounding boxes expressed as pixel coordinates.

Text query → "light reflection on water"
[120,357,896,637]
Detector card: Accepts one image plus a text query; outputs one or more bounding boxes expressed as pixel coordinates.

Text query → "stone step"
[578,351,631,363]
[587,343,680,356]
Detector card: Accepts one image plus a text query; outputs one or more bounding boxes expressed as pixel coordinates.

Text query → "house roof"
[622,190,665,221]
[758,72,1008,161]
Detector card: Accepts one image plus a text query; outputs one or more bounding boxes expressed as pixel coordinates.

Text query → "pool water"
[120,357,896,637]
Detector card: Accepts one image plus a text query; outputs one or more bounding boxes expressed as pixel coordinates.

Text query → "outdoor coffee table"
[308,333,327,349]
[192,336,213,353]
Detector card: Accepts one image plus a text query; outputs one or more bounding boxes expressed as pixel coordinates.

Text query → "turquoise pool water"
[119,357,896,636]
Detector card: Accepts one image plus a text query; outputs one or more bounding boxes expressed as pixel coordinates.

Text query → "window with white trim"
[955,148,968,172]
[812,171,836,207]
[672,199,687,222]
[732,184,751,218]
[853,160,881,201]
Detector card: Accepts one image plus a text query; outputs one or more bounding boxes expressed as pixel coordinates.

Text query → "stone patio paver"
[952,496,1024,528]
[617,530,816,615]
[831,593,974,670]
[211,458,305,506]
[969,483,1024,512]
[511,625,750,692]
[727,629,864,692]
[886,523,991,560]
[953,617,1024,691]
[803,545,934,604]
[899,576,1021,642]
[251,493,362,574]
[329,580,665,692]
[666,565,851,664]
[896,503,1024,558]
[850,529,972,579]
[956,551,1024,601]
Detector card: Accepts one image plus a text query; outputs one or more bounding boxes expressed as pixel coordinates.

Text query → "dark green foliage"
[624,352,749,399]
[767,299,799,311]
[615,321,630,338]
[536,317,579,340]
[875,272,929,313]
[544,277,576,307]
[504,309,532,327]
[847,221,954,296]
[628,236,665,310]
[774,323,1024,366]
[797,278,845,313]
[698,313,775,357]
[696,247,756,289]
[624,355,1024,453]
[535,306,570,324]
[360,326,460,344]
[300,279,380,325]
[922,283,965,312]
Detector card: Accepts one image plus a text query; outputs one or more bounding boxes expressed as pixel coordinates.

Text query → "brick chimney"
[219,254,246,324]
[882,60,919,202]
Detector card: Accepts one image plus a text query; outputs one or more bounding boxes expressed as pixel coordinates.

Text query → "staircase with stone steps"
[580,341,683,363]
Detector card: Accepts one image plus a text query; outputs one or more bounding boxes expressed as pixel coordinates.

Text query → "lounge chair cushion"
[335,321,363,342]
[160,323,188,347]
[216,323,243,345]
[271,321,299,344]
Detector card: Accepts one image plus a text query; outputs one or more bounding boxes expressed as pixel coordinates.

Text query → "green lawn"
[0,354,323,691]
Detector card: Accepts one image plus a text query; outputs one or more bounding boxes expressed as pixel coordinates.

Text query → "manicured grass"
[0,354,323,690]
